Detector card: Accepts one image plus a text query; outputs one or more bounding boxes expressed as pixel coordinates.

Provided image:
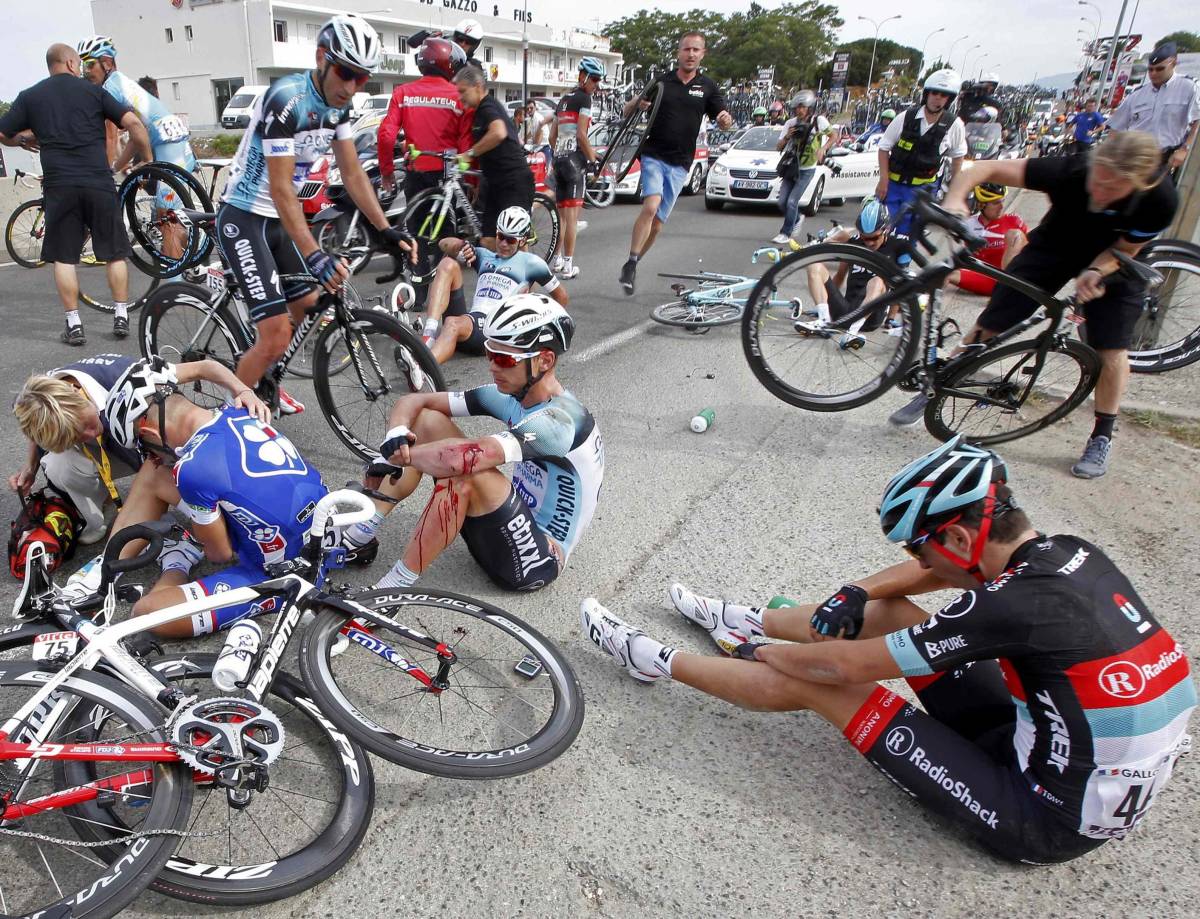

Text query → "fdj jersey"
[173,406,326,568]
[472,248,559,316]
[449,386,604,559]
[222,72,352,219]
[554,87,592,154]
[102,71,194,164]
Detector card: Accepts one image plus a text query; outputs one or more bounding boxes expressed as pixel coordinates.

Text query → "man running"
[341,295,603,593]
[549,57,605,279]
[418,207,569,364]
[1067,99,1105,156]
[582,436,1195,864]
[618,31,733,295]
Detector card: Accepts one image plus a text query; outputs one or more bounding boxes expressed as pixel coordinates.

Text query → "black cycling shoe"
[112,315,129,339]
[343,537,379,567]
[61,324,86,346]
[619,259,637,296]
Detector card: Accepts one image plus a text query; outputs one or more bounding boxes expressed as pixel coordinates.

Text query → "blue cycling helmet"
[879,435,1007,544]
[578,57,606,79]
[856,198,891,236]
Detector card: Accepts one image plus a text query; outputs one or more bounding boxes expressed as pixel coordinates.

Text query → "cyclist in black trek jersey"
[549,57,604,280]
[582,436,1195,864]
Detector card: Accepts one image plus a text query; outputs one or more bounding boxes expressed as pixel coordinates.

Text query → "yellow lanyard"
[80,441,123,508]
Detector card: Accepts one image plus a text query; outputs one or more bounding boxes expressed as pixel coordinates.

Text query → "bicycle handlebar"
[307,489,376,541]
[904,193,988,252]
[101,519,178,583]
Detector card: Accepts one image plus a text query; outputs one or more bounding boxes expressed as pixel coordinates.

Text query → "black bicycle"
[741,194,1164,445]
[138,209,444,460]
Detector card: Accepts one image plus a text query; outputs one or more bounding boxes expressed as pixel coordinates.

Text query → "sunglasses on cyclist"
[332,63,371,86]
[859,231,885,244]
[484,342,544,368]
[496,232,524,244]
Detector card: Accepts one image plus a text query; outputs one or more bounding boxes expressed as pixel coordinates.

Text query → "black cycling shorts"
[553,151,587,208]
[461,486,559,592]
[215,204,315,323]
[479,170,534,238]
[42,185,131,264]
[826,279,887,332]
[442,289,486,353]
[977,244,1145,350]
[845,662,1105,865]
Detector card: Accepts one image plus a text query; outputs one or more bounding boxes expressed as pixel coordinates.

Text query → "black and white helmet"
[317,14,383,72]
[77,35,116,60]
[495,206,531,238]
[483,294,574,354]
[103,357,178,456]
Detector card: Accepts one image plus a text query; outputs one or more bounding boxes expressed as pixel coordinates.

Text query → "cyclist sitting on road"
[946,183,1028,296]
[418,206,569,364]
[582,436,1195,864]
[341,294,603,593]
[751,106,768,127]
[11,354,267,545]
[453,66,535,250]
[888,131,1177,481]
[77,35,196,287]
[217,14,413,417]
[549,57,605,280]
[76,357,326,638]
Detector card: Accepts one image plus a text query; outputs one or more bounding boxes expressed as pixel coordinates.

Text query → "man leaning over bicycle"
[215,15,413,416]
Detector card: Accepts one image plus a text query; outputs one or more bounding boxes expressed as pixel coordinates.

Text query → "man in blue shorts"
[583,437,1195,863]
[342,294,603,593]
[618,31,732,295]
[419,206,569,364]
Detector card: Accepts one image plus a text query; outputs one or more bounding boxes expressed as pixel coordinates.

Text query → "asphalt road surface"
[1,189,1197,918]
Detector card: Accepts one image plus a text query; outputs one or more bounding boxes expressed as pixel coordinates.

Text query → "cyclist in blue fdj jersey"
[419,206,569,364]
[87,358,327,638]
[217,14,413,415]
[582,436,1194,864]
[77,36,197,277]
[342,294,603,593]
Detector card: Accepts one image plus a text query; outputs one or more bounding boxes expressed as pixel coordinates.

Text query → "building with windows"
[90,0,622,130]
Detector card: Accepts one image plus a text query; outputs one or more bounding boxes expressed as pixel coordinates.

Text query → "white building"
[90,0,622,130]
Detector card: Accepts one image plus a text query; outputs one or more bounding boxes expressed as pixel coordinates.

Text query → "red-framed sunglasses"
[484,341,544,368]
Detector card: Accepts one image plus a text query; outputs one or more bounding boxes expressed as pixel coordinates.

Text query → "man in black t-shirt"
[618,31,732,295]
[454,66,533,248]
[890,132,1177,480]
[0,43,150,345]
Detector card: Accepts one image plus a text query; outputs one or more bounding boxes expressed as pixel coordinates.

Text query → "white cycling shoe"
[669,584,750,655]
[580,598,669,683]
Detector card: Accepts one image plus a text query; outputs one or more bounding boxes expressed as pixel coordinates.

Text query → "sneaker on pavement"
[61,324,86,346]
[112,315,129,339]
[838,331,866,351]
[560,265,580,280]
[1071,435,1112,479]
[580,598,668,683]
[619,259,637,296]
[277,387,305,415]
[669,583,748,655]
[771,233,791,245]
[395,345,426,391]
[889,393,930,427]
[793,318,832,337]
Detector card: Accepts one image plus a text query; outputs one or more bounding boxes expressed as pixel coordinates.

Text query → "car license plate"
[733,179,769,191]
[32,631,80,660]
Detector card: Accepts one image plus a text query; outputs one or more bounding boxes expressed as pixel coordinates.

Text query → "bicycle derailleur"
[168,697,285,808]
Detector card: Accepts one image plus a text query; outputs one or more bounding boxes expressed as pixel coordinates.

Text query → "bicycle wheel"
[652,297,742,328]
[139,281,249,409]
[0,662,192,919]
[317,216,373,276]
[595,82,663,182]
[1127,250,1200,374]
[76,264,160,314]
[313,308,445,461]
[528,191,560,264]
[924,338,1101,445]
[583,163,617,208]
[61,654,374,906]
[403,188,458,278]
[5,198,46,268]
[298,588,585,779]
[741,243,920,410]
[119,163,212,279]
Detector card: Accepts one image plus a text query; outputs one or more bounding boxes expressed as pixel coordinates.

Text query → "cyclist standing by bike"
[876,69,967,237]
[549,57,605,280]
[582,436,1195,863]
[77,35,197,297]
[216,14,412,416]
[889,131,1177,480]
[618,31,733,295]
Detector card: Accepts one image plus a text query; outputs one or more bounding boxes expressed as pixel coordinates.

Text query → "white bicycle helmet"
[923,68,963,99]
[483,294,574,354]
[879,435,1007,544]
[495,206,531,239]
[789,90,816,109]
[453,18,484,51]
[979,71,1000,88]
[77,35,116,60]
[317,14,383,72]
[104,357,179,458]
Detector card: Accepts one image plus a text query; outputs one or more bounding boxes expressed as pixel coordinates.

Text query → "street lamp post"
[857,14,902,94]
[918,26,945,83]
[946,33,970,71]
[1095,0,1130,105]
[975,54,991,80]
[960,43,981,76]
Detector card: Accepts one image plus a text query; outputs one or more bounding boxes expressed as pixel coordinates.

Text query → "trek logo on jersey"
[924,635,968,659]
[226,415,308,477]
[1034,689,1071,773]
[1057,547,1089,575]
[224,505,286,558]
[1114,593,1153,634]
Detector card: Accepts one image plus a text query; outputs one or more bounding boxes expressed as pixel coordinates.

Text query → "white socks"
[344,512,383,548]
[630,633,677,678]
[66,310,82,328]
[114,302,129,320]
[375,559,418,589]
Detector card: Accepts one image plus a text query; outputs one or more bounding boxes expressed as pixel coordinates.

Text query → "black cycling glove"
[380,226,413,250]
[810,584,869,639]
[377,425,416,464]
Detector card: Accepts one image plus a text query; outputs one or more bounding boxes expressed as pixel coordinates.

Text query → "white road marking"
[573,319,654,364]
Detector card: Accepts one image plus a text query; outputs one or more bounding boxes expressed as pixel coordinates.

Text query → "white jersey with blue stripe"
[221,72,353,219]
[471,248,558,316]
[449,385,604,560]
[101,71,194,166]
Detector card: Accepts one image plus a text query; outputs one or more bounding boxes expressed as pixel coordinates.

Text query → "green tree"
[817,37,921,88]
[0,100,9,117]
[1154,31,1200,53]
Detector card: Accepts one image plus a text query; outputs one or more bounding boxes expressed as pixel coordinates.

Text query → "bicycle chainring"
[168,697,285,777]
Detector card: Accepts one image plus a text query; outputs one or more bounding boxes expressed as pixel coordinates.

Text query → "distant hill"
[1033,71,1078,91]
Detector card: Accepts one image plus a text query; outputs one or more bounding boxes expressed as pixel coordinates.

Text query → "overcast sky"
[2,0,1185,102]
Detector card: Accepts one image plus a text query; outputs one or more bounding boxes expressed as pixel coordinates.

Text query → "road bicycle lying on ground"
[0,489,584,917]
[650,248,799,332]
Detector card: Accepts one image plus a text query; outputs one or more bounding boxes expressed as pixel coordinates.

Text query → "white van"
[221,85,269,129]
